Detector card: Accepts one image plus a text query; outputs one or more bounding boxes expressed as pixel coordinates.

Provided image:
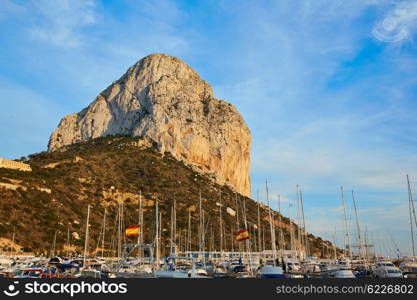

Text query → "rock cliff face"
[48,54,251,196]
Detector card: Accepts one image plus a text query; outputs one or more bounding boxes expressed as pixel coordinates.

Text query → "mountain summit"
[48,54,251,196]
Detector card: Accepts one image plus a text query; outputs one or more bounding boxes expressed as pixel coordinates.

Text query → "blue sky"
[1,0,417,257]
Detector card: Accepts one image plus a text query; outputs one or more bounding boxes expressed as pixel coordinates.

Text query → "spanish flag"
[236,229,249,242]
[125,225,141,237]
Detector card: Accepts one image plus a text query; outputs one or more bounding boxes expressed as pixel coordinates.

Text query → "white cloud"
[0,77,67,158]
[28,0,98,47]
[0,0,24,20]
[262,81,417,188]
[304,201,414,256]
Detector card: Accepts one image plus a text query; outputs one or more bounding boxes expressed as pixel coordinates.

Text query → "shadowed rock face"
[48,54,251,196]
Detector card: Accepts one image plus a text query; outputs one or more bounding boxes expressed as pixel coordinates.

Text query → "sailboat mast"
[155,198,160,268]
[9,231,15,257]
[257,190,261,253]
[340,186,352,260]
[210,224,214,253]
[202,209,206,254]
[171,199,176,256]
[49,230,57,258]
[242,196,253,273]
[410,182,417,232]
[407,175,416,257]
[67,227,70,257]
[364,226,369,262]
[102,208,106,258]
[266,180,276,260]
[300,190,309,258]
[187,208,191,252]
[278,194,282,258]
[235,193,241,252]
[351,190,363,260]
[219,190,223,253]
[137,190,143,259]
[199,190,203,253]
[118,197,122,263]
[289,199,294,253]
[296,185,302,256]
[121,197,125,255]
[174,198,177,255]
[231,227,234,252]
[170,200,174,256]
[159,212,162,259]
[83,204,90,268]
[333,227,337,260]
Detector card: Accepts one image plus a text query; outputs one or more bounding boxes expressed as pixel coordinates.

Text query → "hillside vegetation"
[0,136,335,257]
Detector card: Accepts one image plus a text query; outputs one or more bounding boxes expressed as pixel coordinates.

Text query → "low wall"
[0,158,32,172]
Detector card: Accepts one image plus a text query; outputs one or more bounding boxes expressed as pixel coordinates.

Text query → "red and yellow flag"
[236,229,249,242]
[125,225,141,237]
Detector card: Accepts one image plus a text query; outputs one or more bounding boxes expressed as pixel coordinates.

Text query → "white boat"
[337,259,352,269]
[211,265,228,278]
[0,258,13,268]
[301,260,321,273]
[323,268,356,278]
[259,265,285,278]
[154,257,209,278]
[285,260,301,272]
[154,269,207,278]
[154,268,208,278]
[333,269,356,278]
[76,268,101,278]
[399,260,417,277]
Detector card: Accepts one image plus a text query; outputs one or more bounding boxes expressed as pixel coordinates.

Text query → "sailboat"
[406,175,417,259]
[77,204,101,278]
[154,256,209,278]
[340,186,352,267]
[259,181,285,278]
[402,175,417,278]
[154,197,209,278]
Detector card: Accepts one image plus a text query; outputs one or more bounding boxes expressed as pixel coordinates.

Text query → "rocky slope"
[48,54,251,196]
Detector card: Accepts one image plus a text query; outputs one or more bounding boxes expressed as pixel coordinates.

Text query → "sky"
[1,0,417,257]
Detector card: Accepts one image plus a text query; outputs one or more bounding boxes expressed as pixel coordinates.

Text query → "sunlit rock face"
[48,54,251,196]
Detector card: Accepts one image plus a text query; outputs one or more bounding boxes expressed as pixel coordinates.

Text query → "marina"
[1,4,417,295]
[0,253,415,279]
[0,175,416,280]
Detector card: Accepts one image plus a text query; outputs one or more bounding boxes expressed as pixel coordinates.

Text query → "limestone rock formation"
[48,54,251,196]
